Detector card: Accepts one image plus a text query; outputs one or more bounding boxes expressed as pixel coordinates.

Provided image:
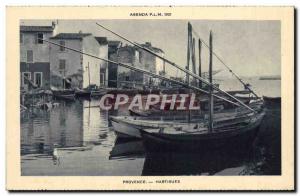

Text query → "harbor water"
[21,77,281,176]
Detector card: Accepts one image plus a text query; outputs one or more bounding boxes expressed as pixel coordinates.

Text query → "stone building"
[49,33,108,89]
[108,42,165,89]
[20,23,56,90]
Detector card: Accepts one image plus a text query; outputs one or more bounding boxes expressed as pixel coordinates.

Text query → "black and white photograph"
[20,19,281,176]
[5,6,294,191]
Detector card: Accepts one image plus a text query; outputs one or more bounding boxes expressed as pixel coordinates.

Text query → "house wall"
[20,31,53,89]
[82,36,102,88]
[155,52,165,75]
[109,46,146,89]
[20,32,53,63]
[20,62,50,88]
[99,43,108,87]
[49,39,83,88]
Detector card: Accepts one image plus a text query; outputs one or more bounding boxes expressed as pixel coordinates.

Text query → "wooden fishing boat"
[75,85,107,98]
[129,108,203,118]
[111,101,264,138]
[140,110,265,152]
[90,89,107,97]
[75,88,91,97]
[51,89,75,100]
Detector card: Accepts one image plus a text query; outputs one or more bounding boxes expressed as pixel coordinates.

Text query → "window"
[34,72,43,87]
[59,59,66,70]
[26,50,33,63]
[125,76,129,81]
[20,33,23,44]
[37,33,43,44]
[59,40,65,51]
[22,72,31,86]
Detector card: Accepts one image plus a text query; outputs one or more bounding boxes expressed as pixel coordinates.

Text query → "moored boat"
[51,88,75,100]
[140,110,265,152]
[111,100,264,139]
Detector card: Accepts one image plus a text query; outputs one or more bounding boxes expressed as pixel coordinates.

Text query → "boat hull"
[140,112,265,152]
[52,89,75,100]
[111,120,142,138]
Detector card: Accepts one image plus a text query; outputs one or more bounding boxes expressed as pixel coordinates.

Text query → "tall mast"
[186,22,192,123]
[186,22,192,84]
[208,31,213,132]
[192,38,197,82]
[198,39,202,88]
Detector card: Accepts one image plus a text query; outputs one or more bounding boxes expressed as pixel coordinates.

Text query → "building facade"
[20,24,56,90]
[49,33,108,89]
[95,37,109,87]
[109,42,165,89]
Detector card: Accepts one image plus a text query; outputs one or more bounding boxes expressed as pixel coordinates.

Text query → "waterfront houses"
[20,24,164,91]
[49,33,108,89]
[20,23,56,90]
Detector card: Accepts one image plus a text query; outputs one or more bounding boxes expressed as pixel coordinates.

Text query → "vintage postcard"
[6,6,294,191]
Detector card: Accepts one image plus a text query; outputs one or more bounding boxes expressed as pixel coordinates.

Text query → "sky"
[21,19,281,78]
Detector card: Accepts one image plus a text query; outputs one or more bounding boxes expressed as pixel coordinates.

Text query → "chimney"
[52,20,58,36]
[52,21,56,29]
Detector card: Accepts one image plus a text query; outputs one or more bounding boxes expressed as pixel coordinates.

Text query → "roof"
[50,33,92,40]
[108,40,122,47]
[108,40,122,54]
[141,42,164,53]
[95,37,108,45]
[20,25,54,32]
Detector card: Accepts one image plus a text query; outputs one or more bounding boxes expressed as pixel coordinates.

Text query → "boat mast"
[95,23,256,113]
[186,23,192,123]
[198,39,202,88]
[208,31,213,132]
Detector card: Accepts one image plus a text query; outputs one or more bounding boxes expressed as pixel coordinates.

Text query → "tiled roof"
[95,37,108,45]
[50,33,92,40]
[20,25,54,32]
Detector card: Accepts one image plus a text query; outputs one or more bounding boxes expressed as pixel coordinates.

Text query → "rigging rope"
[191,28,259,98]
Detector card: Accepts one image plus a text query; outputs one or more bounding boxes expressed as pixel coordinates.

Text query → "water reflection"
[21,79,281,175]
[109,138,145,160]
